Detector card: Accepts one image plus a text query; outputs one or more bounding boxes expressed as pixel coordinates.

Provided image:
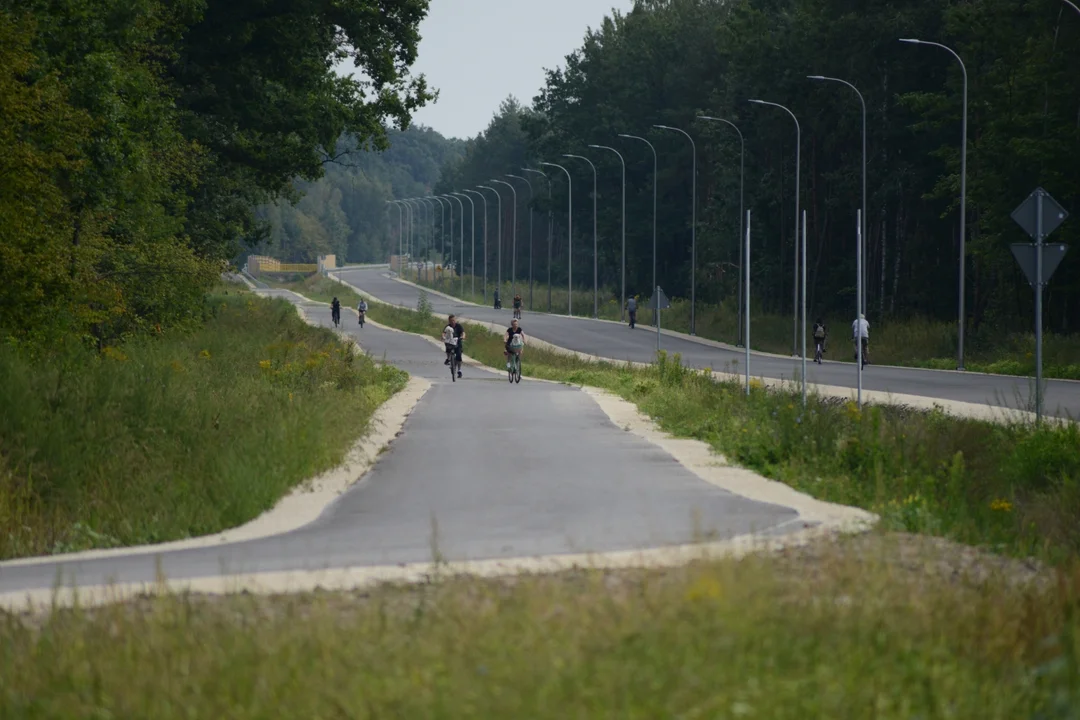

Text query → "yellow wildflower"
[685,574,723,603]
[199,349,211,360]
[259,359,271,370]
[990,499,1013,512]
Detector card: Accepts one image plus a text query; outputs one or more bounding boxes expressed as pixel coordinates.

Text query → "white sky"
[383,0,636,140]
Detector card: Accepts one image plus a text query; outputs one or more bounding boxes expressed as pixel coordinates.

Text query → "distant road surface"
[335,266,1080,419]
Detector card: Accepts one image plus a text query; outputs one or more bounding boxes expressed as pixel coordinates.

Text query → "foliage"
[428,0,1080,345]
[0,289,405,559]
[255,126,465,264]
[0,0,432,349]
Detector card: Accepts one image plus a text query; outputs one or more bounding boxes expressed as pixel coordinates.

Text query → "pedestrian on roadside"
[627,296,638,329]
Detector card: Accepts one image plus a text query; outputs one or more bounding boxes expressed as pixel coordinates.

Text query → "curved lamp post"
[697,115,745,346]
[491,179,518,297]
[477,186,501,301]
[900,38,968,370]
[462,189,488,300]
[540,162,573,315]
[588,145,626,322]
[618,134,657,321]
[523,167,551,311]
[563,154,599,318]
[654,124,698,335]
[452,192,475,297]
[506,174,535,309]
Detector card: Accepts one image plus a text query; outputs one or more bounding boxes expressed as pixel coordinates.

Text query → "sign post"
[1010,187,1069,423]
[653,286,671,354]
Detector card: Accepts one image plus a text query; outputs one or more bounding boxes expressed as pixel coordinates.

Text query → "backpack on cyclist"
[813,323,826,339]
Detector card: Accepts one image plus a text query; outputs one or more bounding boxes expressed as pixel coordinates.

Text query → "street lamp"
[452,192,475,297]
[900,38,969,370]
[540,162,573,315]
[462,189,488,301]
[697,116,745,346]
[445,194,465,295]
[386,201,403,273]
[418,197,437,282]
[430,196,450,270]
[523,167,551,311]
[477,186,501,302]
[618,134,658,322]
[563,154,599,318]
[506,174,535,310]
[748,99,802,362]
[588,145,627,322]
[1064,0,1080,15]
[808,75,867,316]
[491,179,519,298]
[654,124,698,335]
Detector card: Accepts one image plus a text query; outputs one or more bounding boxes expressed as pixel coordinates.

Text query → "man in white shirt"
[852,313,869,365]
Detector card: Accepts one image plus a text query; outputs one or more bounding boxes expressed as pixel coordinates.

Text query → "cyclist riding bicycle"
[504,318,525,368]
[852,313,870,366]
[357,299,368,326]
[512,294,522,318]
[442,318,459,367]
[812,318,827,363]
[442,314,465,377]
[331,297,341,326]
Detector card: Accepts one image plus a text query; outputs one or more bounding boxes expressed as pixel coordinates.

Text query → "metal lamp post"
[588,145,627,322]
[452,192,475,297]
[697,116,745,346]
[386,201,403,272]
[563,154,599,318]
[445,194,465,295]
[900,38,969,370]
[748,99,802,361]
[523,167,551,311]
[419,197,437,282]
[491,179,519,297]
[477,186,501,301]
[430,196,449,271]
[506,174,535,309]
[654,124,698,335]
[619,134,658,323]
[808,75,867,316]
[540,162,573,315]
[462,189,487,300]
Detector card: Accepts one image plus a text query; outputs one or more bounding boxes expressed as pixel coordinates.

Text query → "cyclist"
[442,314,465,377]
[493,287,502,310]
[331,297,341,326]
[852,313,869,366]
[812,318,827,364]
[512,293,522,319]
[504,318,525,368]
[627,296,638,329]
[357,298,368,327]
[442,317,459,369]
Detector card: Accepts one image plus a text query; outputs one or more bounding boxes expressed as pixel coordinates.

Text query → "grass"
[362,298,1080,564]
[0,287,406,560]
[403,269,1080,380]
[1,536,1077,717]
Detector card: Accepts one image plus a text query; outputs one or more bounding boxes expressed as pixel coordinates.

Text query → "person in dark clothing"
[442,314,466,377]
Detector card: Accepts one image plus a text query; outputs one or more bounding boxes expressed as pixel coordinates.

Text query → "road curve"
[335,267,1080,419]
[0,291,798,596]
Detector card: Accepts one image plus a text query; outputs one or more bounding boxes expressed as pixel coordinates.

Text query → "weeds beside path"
[2,532,1075,717]
[0,289,406,560]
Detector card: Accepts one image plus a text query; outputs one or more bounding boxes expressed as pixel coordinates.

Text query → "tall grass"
[368,301,1080,563]
[2,543,1076,717]
[0,292,406,560]
[405,270,1080,379]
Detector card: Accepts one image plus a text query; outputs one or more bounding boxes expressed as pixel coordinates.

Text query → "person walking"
[852,313,869,366]
[627,296,638,329]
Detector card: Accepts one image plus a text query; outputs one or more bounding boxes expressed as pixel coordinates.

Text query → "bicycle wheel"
[450,353,457,382]
[515,361,521,383]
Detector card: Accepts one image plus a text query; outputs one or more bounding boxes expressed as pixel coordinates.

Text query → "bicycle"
[447,345,460,382]
[513,307,522,320]
[507,348,522,384]
[358,310,366,328]
[814,338,824,364]
[331,309,341,328]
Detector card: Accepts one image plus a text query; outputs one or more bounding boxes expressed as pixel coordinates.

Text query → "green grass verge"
[2,539,1076,717]
[0,289,406,560]
[403,270,1080,380]
[361,296,1080,564]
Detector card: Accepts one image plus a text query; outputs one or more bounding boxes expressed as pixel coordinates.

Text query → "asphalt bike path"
[0,290,797,595]
[337,267,1080,418]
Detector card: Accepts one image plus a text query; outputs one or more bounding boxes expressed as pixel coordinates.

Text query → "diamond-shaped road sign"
[651,286,671,310]
[1010,243,1069,287]
[1011,187,1068,239]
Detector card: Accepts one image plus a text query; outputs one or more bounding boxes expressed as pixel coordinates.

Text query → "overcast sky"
[387,0,636,140]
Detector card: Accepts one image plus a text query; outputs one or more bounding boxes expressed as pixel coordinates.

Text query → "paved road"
[336,267,1080,418]
[0,291,798,595]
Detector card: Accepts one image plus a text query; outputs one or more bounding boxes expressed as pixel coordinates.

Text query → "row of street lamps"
[386,8,1078,381]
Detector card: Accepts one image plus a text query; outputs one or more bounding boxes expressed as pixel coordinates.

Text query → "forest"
[426,0,1079,344]
[0,0,430,350]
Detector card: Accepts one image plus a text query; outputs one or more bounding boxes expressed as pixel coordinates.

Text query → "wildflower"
[685,574,723,602]
[990,499,1013,512]
[170,360,185,374]
[199,349,211,360]
[786,403,794,410]
[259,359,271,370]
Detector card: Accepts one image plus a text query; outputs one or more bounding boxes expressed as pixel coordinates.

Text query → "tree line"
[430,0,1079,338]
[0,0,431,350]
